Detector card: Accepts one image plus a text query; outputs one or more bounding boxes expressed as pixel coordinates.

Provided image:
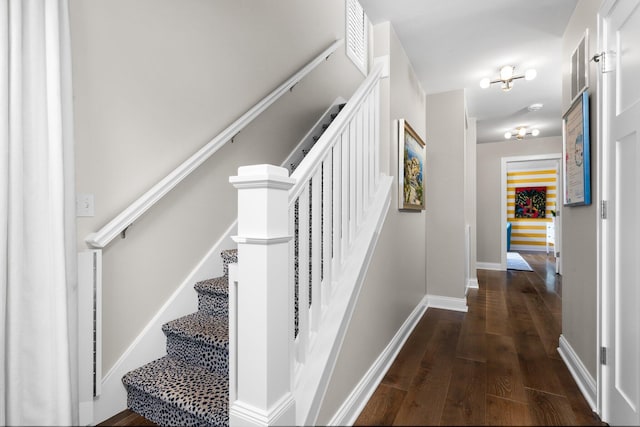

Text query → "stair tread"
[123,356,227,425]
[194,276,228,295]
[162,312,228,349]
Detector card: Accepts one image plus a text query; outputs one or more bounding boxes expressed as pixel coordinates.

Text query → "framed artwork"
[515,186,547,218]
[398,119,426,210]
[570,29,589,103]
[563,90,591,206]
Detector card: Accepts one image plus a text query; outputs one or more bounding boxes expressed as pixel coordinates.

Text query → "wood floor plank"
[486,289,512,336]
[486,334,527,403]
[382,308,463,390]
[521,285,562,359]
[353,384,406,426]
[440,358,487,426]
[550,358,607,426]
[486,395,532,426]
[392,319,461,426]
[97,409,157,426]
[525,388,578,426]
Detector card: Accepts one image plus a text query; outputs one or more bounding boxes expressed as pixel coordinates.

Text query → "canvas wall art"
[398,119,425,211]
[515,186,547,218]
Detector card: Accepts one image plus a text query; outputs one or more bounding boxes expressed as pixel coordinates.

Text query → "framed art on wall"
[563,90,591,206]
[398,119,426,210]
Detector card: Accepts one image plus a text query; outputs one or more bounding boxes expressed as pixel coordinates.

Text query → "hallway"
[355,253,605,426]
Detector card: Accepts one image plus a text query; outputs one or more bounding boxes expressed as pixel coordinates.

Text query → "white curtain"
[1,0,78,425]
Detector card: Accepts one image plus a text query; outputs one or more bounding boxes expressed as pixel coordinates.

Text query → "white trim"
[426,294,468,312]
[328,295,429,426]
[558,334,598,412]
[230,393,296,427]
[466,277,479,295]
[86,39,343,249]
[91,221,237,424]
[476,262,504,271]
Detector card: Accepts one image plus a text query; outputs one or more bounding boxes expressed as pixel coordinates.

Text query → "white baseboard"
[557,334,597,412]
[477,262,503,271]
[328,295,429,426]
[426,294,468,312]
[92,221,237,424]
[466,277,479,295]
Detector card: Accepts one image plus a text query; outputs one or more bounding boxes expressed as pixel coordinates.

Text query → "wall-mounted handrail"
[85,39,344,249]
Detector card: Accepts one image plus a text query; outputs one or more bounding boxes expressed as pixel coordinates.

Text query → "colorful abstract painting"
[515,186,547,218]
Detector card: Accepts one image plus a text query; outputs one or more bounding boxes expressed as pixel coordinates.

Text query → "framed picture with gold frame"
[398,119,426,210]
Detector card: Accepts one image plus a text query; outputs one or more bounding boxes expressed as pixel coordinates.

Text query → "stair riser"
[221,251,237,278]
[126,385,224,427]
[166,334,228,377]
[197,292,228,316]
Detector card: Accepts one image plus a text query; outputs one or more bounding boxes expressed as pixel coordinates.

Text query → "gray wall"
[70,0,364,374]
[466,118,478,285]
[561,0,601,379]
[476,137,563,264]
[317,21,427,424]
[425,90,467,299]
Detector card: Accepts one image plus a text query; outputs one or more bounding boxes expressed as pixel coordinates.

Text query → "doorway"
[500,154,563,273]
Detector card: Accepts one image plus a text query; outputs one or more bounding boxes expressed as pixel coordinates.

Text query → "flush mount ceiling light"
[528,103,544,112]
[504,127,540,140]
[480,65,537,92]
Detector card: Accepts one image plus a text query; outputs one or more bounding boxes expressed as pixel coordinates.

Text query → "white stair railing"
[77,40,343,403]
[230,58,392,427]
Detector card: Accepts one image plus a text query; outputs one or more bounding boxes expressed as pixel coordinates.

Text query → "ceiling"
[359,0,579,143]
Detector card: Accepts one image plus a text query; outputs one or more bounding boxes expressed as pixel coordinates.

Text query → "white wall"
[317,22,427,424]
[476,136,563,264]
[425,90,467,299]
[560,0,602,379]
[70,0,365,374]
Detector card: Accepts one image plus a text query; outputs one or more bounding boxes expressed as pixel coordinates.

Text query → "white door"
[601,0,640,424]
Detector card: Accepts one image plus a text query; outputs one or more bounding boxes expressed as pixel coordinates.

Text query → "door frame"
[500,153,563,270]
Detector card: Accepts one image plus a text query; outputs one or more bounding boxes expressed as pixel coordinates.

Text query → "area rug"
[507,252,533,271]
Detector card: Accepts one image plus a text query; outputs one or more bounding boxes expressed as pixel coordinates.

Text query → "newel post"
[229,164,296,427]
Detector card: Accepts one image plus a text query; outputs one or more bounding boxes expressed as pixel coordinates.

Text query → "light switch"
[76,193,95,217]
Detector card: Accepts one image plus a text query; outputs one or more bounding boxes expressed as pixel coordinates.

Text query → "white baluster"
[322,152,333,305]
[297,184,310,363]
[311,168,322,332]
[332,140,342,276]
[341,131,350,260]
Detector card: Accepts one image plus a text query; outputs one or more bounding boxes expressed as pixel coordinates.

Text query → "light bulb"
[525,69,537,80]
[531,128,540,136]
[504,132,512,139]
[480,78,491,89]
[518,127,527,137]
[500,65,514,81]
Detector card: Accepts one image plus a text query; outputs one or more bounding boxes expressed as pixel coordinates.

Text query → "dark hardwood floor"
[355,252,605,426]
[100,252,605,426]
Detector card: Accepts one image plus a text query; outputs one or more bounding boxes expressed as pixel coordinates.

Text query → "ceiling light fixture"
[527,103,544,112]
[480,65,537,92]
[504,127,540,140]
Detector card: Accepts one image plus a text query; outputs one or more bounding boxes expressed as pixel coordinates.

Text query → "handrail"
[288,60,384,205]
[85,39,344,249]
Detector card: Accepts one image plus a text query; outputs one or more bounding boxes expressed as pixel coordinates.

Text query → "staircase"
[122,249,236,426]
[121,104,345,426]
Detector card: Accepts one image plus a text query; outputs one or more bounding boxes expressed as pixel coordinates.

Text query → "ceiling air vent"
[346,0,368,76]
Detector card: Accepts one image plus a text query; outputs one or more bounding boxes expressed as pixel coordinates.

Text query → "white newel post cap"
[230,165,295,239]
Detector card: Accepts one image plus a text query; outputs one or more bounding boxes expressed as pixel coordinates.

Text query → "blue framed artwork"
[563,90,591,206]
[398,119,426,210]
